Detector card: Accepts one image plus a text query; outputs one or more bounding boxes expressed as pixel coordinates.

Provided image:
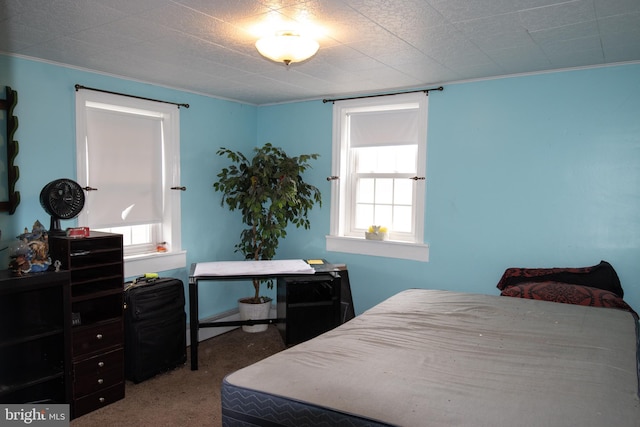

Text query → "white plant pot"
[365,231,388,241]
[238,299,271,333]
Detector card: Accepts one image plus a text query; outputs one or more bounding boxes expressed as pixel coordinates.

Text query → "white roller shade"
[349,108,420,147]
[85,107,163,228]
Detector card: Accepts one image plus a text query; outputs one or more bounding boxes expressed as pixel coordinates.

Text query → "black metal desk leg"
[189,279,199,370]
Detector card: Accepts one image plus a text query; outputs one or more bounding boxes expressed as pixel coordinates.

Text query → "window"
[75,90,186,277]
[326,92,429,262]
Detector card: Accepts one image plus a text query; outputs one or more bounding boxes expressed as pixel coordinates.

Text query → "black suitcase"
[124,277,187,383]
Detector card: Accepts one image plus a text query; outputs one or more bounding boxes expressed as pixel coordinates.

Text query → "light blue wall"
[259,64,640,314]
[0,54,257,319]
[2,54,640,317]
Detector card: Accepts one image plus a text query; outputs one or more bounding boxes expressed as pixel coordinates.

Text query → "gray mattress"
[222,289,640,426]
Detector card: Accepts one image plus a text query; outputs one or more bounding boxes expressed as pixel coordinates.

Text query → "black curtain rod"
[322,86,443,104]
[75,84,190,109]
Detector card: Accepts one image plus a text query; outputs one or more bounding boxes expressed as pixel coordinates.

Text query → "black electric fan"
[39,179,85,236]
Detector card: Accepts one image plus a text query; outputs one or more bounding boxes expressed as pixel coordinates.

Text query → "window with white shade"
[327,92,429,262]
[75,90,186,276]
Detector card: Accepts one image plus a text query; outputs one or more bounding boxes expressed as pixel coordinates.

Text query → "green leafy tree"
[214,143,322,303]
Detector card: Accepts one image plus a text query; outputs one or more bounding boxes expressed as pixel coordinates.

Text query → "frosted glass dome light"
[255,31,319,66]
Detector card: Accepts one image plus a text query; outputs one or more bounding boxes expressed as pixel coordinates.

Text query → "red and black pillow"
[497,261,637,318]
[497,260,624,296]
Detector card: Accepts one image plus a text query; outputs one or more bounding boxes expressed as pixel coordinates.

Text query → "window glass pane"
[375,179,393,204]
[376,149,393,173]
[394,179,413,205]
[393,206,413,232]
[97,224,157,253]
[374,205,392,228]
[130,224,153,245]
[355,203,373,229]
[356,149,378,172]
[393,145,417,173]
[355,146,417,173]
[357,178,374,203]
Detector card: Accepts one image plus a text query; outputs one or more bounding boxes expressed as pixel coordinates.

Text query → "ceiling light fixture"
[255,31,319,66]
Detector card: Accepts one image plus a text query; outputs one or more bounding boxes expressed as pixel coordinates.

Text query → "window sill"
[124,250,187,278]
[325,235,429,262]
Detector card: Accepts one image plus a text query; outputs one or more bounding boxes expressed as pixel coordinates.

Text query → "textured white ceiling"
[1,0,639,105]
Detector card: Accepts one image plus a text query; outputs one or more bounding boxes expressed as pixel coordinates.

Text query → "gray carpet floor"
[70,325,285,427]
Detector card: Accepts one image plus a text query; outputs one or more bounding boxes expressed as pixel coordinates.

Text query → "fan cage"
[39,179,85,234]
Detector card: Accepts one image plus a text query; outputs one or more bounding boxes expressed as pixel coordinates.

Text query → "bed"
[221,265,640,426]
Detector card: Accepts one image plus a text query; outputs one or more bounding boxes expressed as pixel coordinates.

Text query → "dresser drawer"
[73,320,123,357]
[73,348,124,397]
[73,382,124,418]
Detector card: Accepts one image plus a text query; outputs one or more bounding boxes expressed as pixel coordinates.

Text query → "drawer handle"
[98,361,105,367]
[96,334,103,340]
[98,379,104,384]
[99,397,105,403]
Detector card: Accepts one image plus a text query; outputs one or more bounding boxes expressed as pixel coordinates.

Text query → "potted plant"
[214,143,322,332]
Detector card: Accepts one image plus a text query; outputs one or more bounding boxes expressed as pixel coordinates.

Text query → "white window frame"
[326,92,429,262]
[75,90,186,277]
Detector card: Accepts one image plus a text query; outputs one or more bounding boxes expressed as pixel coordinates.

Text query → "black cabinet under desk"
[277,273,341,346]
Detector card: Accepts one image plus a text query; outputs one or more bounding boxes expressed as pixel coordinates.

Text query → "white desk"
[188,260,336,370]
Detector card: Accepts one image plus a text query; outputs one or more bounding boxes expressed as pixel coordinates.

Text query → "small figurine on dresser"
[9,220,51,275]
